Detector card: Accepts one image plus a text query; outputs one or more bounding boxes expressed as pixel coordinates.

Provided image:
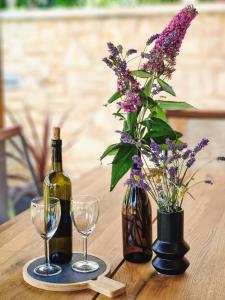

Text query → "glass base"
[34,263,62,277]
[72,260,99,273]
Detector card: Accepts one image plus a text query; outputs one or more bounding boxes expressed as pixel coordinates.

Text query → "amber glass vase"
[122,185,152,263]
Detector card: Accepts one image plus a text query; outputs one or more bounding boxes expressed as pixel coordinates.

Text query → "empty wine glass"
[31,196,62,276]
[71,195,99,273]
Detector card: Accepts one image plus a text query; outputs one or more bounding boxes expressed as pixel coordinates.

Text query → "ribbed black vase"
[152,210,190,275]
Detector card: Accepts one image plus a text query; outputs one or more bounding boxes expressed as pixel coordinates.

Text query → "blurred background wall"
[1,4,225,180]
[0,2,225,220]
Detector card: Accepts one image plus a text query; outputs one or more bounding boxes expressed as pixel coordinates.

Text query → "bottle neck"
[52,139,63,172]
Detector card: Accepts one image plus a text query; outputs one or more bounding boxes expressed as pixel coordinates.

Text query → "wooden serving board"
[23,253,126,298]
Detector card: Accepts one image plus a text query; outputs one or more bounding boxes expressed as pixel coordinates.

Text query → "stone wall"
[1,4,225,179]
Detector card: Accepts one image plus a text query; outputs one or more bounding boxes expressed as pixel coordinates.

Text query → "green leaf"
[113,112,125,120]
[174,131,183,139]
[144,117,177,143]
[156,100,194,110]
[127,112,137,132]
[150,117,176,137]
[157,78,176,97]
[140,119,149,127]
[123,120,128,132]
[131,70,152,78]
[100,143,122,161]
[110,144,137,191]
[142,96,156,109]
[108,91,122,104]
[151,104,168,122]
[143,78,153,96]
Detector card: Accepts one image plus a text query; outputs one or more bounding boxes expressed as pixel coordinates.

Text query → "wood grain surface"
[0,167,224,300]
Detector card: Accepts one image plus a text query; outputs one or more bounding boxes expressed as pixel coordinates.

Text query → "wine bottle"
[43,127,72,263]
[122,185,152,263]
[122,156,152,263]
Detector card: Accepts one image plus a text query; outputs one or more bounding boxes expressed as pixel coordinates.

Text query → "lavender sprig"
[107,42,119,57]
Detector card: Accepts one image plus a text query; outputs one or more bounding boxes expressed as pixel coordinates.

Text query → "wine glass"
[71,195,99,273]
[31,196,62,276]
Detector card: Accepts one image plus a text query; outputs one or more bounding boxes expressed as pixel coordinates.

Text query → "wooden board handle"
[88,275,126,298]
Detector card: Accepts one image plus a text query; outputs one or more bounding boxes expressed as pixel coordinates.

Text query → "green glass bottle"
[43,127,72,263]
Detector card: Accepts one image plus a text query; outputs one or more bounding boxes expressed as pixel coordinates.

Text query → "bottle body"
[43,133,72,264]
[122,185,152,263]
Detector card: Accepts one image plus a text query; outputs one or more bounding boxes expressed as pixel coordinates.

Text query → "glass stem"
[83,236,88,262]
[45,239,48,265]
[46,239,50,268]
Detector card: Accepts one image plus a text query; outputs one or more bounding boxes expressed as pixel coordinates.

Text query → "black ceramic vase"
[152,210,190,275]
[122,185,152,263]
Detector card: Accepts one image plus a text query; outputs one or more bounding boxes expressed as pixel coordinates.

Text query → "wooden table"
[0,166,225,300]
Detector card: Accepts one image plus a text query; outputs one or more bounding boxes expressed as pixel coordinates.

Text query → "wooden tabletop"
[0,166,225,300]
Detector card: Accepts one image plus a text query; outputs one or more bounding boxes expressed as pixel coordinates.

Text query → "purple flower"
[193,138,209,154]
[118,88,141,113]
[168,166,178,177]
[116,131,141,147]
[103,42,142,113]
[117,79,126,94]
[102,57,113,68]
[151,153,160,167]
[156,5,198,59]
[165,138,176,152]
[127,49,137,56]
[148,141,162,167]
[141,52,149,59]
[177,142,188,151]
[169,153,181,162]
[144,52,165,75]
[130,76,140,91]
[146,34,160,46]
[116,130,133,144]
[118,102,136,113]
[152,84,163,95]
[125,168,150,191]
[144,5,198,77]
[132,155,143,168]
[182,149,192,160]
[121,132,132,143]
[161,154,168,162]
[150,141,162,154]
[131,168,145,180]
[119,61,127,74]
[162,32,178,48]
[107,42,119,57]
[140,181,150,191]
[126,178,132,185]
[186,157,196,168]
[127,91,141,106]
